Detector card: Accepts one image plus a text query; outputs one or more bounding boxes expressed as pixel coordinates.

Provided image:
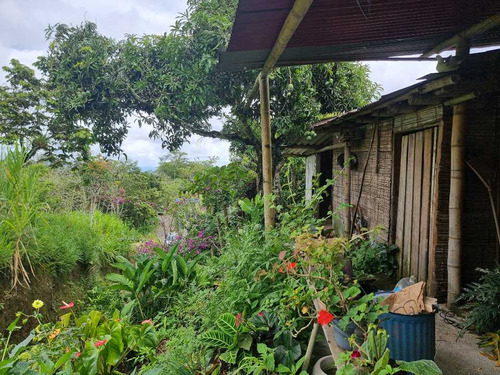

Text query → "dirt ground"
[435,314,499,374]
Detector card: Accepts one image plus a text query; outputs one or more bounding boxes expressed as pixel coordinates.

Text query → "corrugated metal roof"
[219,0,500,71]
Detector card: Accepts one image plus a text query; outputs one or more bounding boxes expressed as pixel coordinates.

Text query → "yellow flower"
[49,328,61,340]
[301,306,309,315]
[32,300,44,309]
[286,321,291,327]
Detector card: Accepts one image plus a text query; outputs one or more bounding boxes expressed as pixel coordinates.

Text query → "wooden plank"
[411,132,424,277]
[403,133,415,277]
[418,129,433,282]
[395,136,408,277]
[313,298,342,360]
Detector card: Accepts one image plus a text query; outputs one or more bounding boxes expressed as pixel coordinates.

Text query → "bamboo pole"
[244,0,314,109]
[344,143,351,235]
[260,74,275,229]
[447,102,466,307]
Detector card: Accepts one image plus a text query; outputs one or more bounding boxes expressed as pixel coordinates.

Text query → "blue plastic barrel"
[379,311,436,362]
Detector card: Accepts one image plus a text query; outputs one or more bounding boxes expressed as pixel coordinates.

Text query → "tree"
[156,151,217,181]
[8,0,380,171]
[0,60,93,164]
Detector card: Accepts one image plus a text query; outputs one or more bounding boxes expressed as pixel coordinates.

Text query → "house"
[285,51,500,301]
[219,0,500,304]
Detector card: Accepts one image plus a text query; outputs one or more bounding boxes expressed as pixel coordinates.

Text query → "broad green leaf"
[9,333,34,358]
[372,348,390,375]
[237,332,253,351]
[216,313,237,336]
[219,348,238,364]
[201,331,233,349]
[396,359,442,375]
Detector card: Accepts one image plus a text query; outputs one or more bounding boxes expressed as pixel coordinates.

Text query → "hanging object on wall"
[337,152,358,169]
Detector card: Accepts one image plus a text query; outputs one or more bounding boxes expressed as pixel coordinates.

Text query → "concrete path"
[435,314,499,374]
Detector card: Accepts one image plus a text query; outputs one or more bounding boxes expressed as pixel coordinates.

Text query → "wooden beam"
[244,0,314,108]
[260,74,275,229]
[408,94,443,106]
[421,14,500,57]
[443,92,477,106]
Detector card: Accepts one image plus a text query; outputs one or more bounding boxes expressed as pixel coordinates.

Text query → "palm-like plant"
[0,144,45,287]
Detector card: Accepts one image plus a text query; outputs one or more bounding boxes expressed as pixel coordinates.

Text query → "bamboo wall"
[461,93,500,286]
[324,100,499,300]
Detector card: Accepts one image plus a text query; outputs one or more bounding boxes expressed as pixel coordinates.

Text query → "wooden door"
[395,128,438,281]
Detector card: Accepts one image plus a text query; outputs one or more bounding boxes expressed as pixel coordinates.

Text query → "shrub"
[350,240,399,278]
[33,211,137,275]
[458,267,500,334]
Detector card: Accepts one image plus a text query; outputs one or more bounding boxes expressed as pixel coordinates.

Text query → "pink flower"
[95,339,107,347]
[351,350,361,359]
[60,301,74,309]
[76,352,81,358]
[235,313,242,327]
[258,311,265,317]
[317,310,334,326]
[141,319,154,325]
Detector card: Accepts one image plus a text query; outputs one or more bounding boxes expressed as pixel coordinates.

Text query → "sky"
[0,0,443,170]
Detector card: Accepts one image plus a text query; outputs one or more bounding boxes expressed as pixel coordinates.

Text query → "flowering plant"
[0,303,158,374]
[336,325,442,375]
[277,232,387,336]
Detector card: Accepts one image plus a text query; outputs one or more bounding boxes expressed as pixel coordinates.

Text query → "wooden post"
[344,143,351,236]
[447,38,469,307]
[260,74,275,229]
[447,102,466,307]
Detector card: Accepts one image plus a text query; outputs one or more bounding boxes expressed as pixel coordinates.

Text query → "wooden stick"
[465,161,500,251]
[344,143,351,235]
[349,124,378,238]
[302,323,319,371]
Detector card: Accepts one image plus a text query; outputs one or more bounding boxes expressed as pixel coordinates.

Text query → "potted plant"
[289,233,387,350]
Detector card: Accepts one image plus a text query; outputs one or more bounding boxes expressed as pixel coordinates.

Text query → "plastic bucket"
[379,311,436,362]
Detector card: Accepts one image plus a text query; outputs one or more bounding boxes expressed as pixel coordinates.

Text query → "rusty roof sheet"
[219,0,500,71]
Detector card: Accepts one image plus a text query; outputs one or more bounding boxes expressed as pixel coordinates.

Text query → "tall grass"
[0,145,45,287]
[31,211,138,276]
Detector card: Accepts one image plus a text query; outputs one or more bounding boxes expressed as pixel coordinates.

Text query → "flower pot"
[312,355,336,375]
[332,318,363,350]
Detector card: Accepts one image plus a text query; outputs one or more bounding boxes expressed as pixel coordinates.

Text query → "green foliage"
[0,307,157,374]
[0,144,46,287]
[478,330,500,366]
[457,267,500,334]
[0,60,92,164]
[33,211,137,275]
[349,240,399,278]
[337,325,442,375]
[106,245,201,323]
[156,150,217,181]
[188,162,257,214]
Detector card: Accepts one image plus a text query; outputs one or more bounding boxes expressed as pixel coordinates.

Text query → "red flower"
[235,313,242,327]
[141,319,154,325]
[351,350,361,359]
[277,267,284,273]
[258,311,265,317]
[76,352,81,358]
[60,301,74,309]
[95,339,107,347]
[317,309,334,326]
[287,262,297,270]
